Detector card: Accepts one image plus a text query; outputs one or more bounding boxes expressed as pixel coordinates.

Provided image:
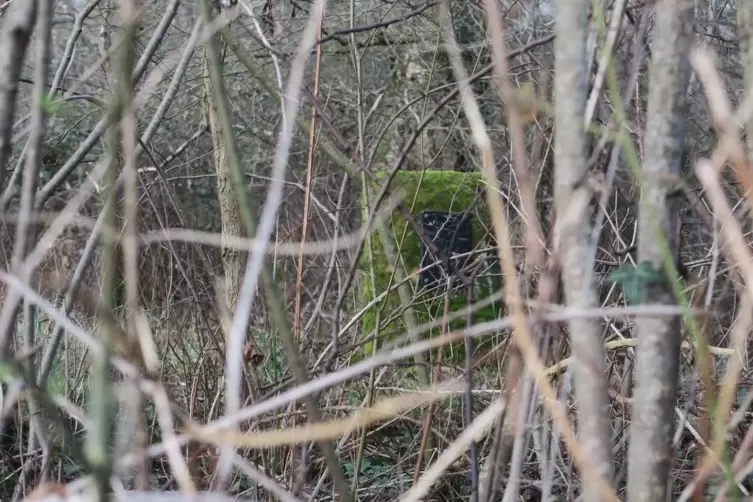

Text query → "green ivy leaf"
[634,261,665,284]
[621,276,647,306]
[607,261,665,305]
[606,263,635,283]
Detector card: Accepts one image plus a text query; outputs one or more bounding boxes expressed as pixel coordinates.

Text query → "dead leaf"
[243,341,264,366]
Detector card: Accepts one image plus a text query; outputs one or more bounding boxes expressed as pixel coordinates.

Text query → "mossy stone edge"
[359,170,502,359]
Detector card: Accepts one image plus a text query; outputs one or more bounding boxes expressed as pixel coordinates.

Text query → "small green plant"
[344,457,390,485]
[607,261,666,305]
[39,92,67,116]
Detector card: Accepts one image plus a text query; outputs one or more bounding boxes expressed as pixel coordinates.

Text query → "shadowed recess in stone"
[418,210,473,290]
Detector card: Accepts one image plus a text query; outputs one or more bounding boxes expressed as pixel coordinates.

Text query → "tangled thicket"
[0,0,752,501]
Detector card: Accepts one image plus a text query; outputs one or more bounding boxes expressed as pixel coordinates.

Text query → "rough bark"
[201,51,249,490]
[203,53,247,318]
[0,0,37,196]
[626,1,694,501]
[9,0,53,493]
[741,0,753,163]
[553,0,615,499]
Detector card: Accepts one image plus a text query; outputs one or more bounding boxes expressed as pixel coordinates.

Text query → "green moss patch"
[359,170,502,360]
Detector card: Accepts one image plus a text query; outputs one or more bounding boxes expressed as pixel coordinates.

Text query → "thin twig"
[438,2,619,500]
[693,159,753,483]
[402,399,506,502]
[484,0,545,271]
[119,0,148,490]
[315,1,437,45]
[290,9,323,492]
[10,0,53,493]
[112,302,703,472]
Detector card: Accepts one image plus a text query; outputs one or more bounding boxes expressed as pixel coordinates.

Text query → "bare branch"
[0,0,36,195]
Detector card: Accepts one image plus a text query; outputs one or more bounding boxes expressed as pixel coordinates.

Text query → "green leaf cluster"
[607,261,666,305]
[39,92,66,116]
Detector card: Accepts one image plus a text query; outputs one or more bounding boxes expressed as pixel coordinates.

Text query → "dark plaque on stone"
[419,211,472,290]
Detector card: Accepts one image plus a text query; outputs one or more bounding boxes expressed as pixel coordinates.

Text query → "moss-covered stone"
[359,170,502,359]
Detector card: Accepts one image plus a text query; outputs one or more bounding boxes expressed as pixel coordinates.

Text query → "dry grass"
[0,1,752,502]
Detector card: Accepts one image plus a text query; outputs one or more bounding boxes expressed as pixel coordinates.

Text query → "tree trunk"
[740,0,753,163]
[0,0,36,195]
[627,1,694,501]
[203,52,247,319]
[553,0,615,500]
[201,50,249,490]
